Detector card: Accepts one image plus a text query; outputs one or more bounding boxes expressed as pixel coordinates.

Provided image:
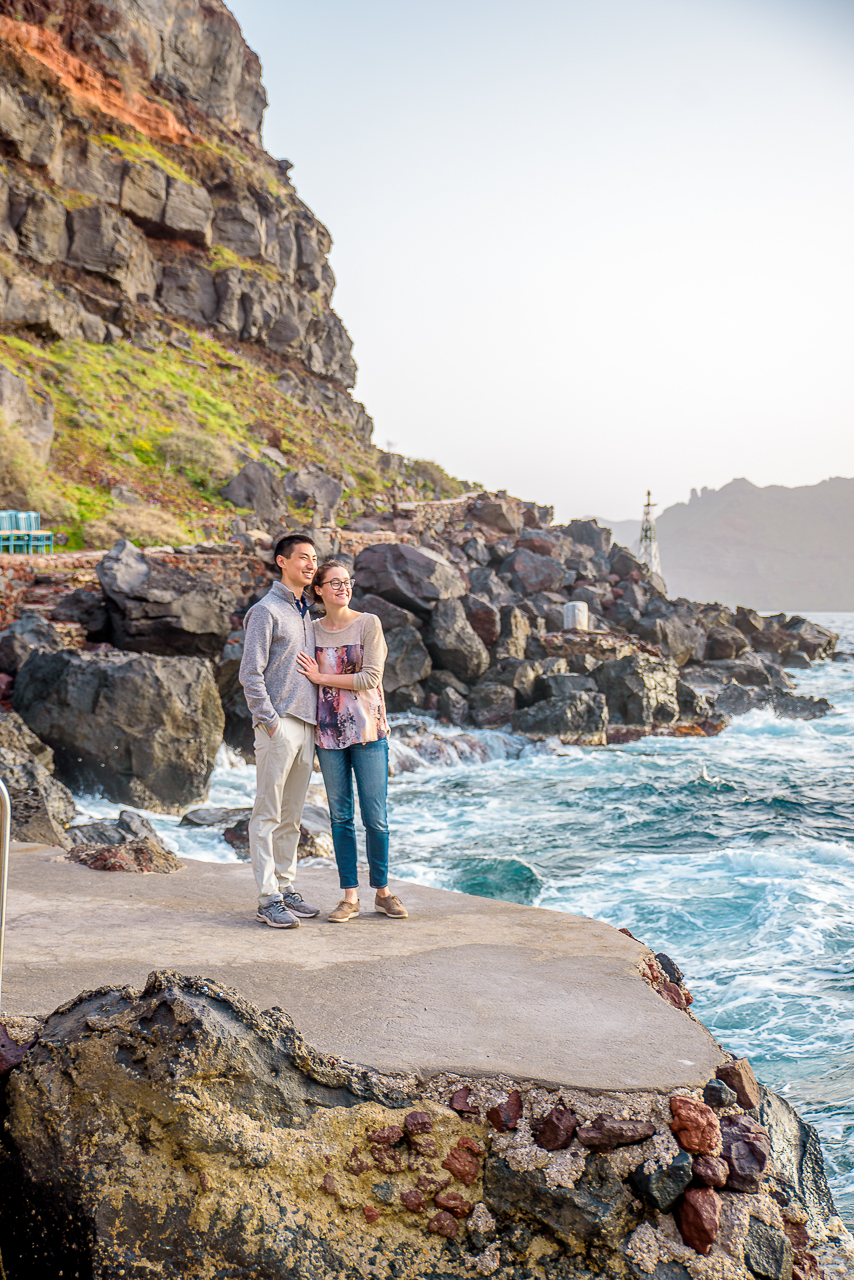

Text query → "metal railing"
[0,777,9,1014]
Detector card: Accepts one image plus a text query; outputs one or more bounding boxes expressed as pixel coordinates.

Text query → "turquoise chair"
[0,510,29,554]
[15,510,53,554]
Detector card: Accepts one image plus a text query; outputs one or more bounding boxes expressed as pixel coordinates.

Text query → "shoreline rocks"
[1,969,849,1280]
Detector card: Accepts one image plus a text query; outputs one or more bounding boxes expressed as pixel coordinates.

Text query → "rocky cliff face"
[0,0,418,543]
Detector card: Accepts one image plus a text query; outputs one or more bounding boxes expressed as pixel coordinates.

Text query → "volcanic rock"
[501,548,564,594]
[425,599,489,681]
[692,1155,729,1188]
[461,594,501,647]
[716,1057,761,1109]
[0,363,54,462]
[594,653,679,726]
[354,543,465,614]
[0,611,65,675]
[511,693,608,745]
[485,1091,522,1133]
[382,625,432,694]
[669,1096,721,1155]
[628,1149,693,1211]
[67,837,182,873]
[97,540,234,659]
[744,1217,794,1280]
[468,682,516,728]
[675,1185,721,1256]
[534,1104,578,1152]
[12,647,224,813]
[575,1115,656,1151]
[0,709,75,846]
[703,1079,737,1109]
[720,1113,771,1193]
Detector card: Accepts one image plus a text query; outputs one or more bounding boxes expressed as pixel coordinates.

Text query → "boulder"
[750,626,798,660]
[382,626,432,694]
[512,693,608,745]
[120,162,168,226]
[468,493,522,534]
[500,548,564,594]
[68,838,182,874]
[704,626,749,660]
[461,594,501,647]
[755,1085,835,1220]
[215,629,254,759]
[163,178,214,247]
[669,1097,721,1155]
[281,466,343,523]
[0,364,54,463]
[784,618,837,660]
[354,544,465,614]
[50,587,109,640]
[356,595,421,634]
[66,204,158,300]
[66,809,175,863]
[0,611,65,675]
[469,683,516,728]
[494,605,530,661]
[462,535,489,565]
[0,710,75,847]
[480,657,540,707]
[12,648,224,813]
[533,673,597,700]
[634,614,704,667]
[715,1057,761,1109]
[97,540,235,659]
[609,545,645,580]
[467,566,514,604]
[594,654,679,726]
[220,459,287,522]
[734,606,764,637]
[437,686,468,726]
[424,599,489,682]
[3,973,429,1280]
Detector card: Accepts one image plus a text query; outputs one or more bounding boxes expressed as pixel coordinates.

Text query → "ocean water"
[75,613,854,1224]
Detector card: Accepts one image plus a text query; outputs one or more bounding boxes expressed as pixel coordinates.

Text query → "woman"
[296,559,408,923]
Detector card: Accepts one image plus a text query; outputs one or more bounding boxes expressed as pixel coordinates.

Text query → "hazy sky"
[228,0,854,521]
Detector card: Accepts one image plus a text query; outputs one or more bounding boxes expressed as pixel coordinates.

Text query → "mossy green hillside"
[0,323,461,548]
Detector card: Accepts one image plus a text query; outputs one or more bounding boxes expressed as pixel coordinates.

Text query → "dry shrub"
[83,504,192,549]
[0,418,74,522]
[159,426,235,488]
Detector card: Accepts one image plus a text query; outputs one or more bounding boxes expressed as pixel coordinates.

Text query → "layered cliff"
[0,0,460,544]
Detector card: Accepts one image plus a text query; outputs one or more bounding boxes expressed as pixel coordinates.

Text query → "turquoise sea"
[78,612,854,1226]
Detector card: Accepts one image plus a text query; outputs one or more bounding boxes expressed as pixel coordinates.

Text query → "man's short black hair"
[273,532,317,564]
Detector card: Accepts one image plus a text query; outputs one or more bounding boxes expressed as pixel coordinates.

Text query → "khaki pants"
[249,714,315,905]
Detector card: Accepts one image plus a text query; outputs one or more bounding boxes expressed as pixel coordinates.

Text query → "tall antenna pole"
[639,490,663,580]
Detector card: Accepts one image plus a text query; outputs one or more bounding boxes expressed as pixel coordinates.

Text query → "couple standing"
[238,533,407,928]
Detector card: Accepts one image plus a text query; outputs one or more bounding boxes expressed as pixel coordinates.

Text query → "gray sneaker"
[255,900,300,929]
[281,890,321,918]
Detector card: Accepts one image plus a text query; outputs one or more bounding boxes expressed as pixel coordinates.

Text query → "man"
[239,533,321,928]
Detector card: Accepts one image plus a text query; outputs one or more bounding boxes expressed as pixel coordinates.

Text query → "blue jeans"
[315,738,389,890]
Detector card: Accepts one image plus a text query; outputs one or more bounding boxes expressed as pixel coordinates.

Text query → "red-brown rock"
[344,1146,371,1175]
[675,1186,722,1256]
[366,1125,404,1146]
[535,1104,578,1151]
[371,1144,403,1173]
[784,1221,810,1251]
[692,1155,728,1188]
[0,1023,37,1075]
[449,1086,479,1119]
[716,1058,761,1110]
[516,536,557,558]
[404,1111,433,1136]
[576,1114,656,1152]
[457,1135,484,1155]
[720,1114,770,1192]
[400,1189,426,1213]
[362,1205,381,1224]
[670,1096,721,1155]
[417,1174,451,1196]
[428,1210,458,1239]
[320,1174,337,1195]
[441,1144,480,1186]
[660,982,688,1010]
[434,1191,473,1219]
[486,1089,523,1132]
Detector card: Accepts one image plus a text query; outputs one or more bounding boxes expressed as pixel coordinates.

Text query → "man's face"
[278,542,317,592]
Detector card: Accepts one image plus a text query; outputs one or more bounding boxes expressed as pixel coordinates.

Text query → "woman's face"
[317,566,353,606]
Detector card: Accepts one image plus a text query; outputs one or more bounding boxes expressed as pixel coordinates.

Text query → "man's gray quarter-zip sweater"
[239,581,317,727]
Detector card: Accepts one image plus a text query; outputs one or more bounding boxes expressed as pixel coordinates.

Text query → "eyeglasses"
[321,578,353,591]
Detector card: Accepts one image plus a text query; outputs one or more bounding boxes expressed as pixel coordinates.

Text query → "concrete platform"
[2,843,726,1092]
